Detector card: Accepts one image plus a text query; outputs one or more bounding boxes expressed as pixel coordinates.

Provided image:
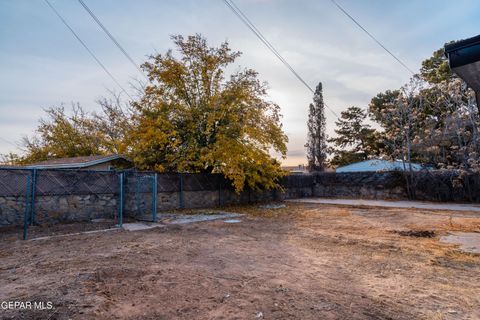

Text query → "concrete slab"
[440,232,480,254]
[122,223,163,231]
[287,198,480,212]
[224,219,242,223]
[161,213,243,225]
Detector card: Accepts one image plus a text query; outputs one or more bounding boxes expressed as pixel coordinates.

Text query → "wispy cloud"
[1,0,479,165]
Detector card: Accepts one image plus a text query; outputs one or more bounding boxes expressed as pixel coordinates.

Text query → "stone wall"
[312,172,407,200]
[35,194,118,224]
[0,194,118,226]
[4,170,479,227]
[309,171,480,202]
[0,196,27,226]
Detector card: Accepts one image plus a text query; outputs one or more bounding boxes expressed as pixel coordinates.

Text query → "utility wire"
[0,137,17,148]
[330,0,415,75]
[77,0,147,80]
[223,0,339,118]
[44,0,133,99]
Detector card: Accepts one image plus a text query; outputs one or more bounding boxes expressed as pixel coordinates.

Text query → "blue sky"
[1,0,479,165]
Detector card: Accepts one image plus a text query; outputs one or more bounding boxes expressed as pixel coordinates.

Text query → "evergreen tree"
[328,106,379,167]
[305,82,327,171]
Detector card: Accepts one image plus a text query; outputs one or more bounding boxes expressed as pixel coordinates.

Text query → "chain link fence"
[0,168,122,240]
[0,168,317,240]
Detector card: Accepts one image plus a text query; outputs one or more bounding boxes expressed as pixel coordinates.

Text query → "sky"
[1,0,479,165]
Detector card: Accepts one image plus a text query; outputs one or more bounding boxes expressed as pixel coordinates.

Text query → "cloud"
[1,0,479,166]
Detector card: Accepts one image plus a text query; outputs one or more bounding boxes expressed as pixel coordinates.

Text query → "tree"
[0,152,22,165]
[93,93,136,155]
[328,106,379,167]
[9,94,134,164]
[19,105,103,163]
[365,41,480,196]
[129,34,288,192]
[305,82,327,171]
[419,43,455,84]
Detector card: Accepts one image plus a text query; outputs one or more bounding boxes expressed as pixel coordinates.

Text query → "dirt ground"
[1,202,480,320]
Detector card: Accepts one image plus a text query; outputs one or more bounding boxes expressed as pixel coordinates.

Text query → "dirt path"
[1,203,479,319]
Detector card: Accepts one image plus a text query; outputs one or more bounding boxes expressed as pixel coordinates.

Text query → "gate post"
[152,173,158,222]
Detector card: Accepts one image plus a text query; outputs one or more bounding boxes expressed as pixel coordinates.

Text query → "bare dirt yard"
[1,202,480,320]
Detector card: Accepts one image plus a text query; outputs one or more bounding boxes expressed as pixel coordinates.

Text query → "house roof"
[336,159,429,173]
[282,165,307,172]
[444,35,480,93]
[25,154,127,169]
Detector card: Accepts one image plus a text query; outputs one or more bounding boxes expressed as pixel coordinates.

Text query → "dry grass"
[1,202,479,319]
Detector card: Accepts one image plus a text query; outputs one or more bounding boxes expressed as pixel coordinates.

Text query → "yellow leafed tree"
[129,34,288,192]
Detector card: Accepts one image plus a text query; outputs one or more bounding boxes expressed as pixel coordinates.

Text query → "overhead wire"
[77,0,148,80]
[223,0,339,119]
[44,0,133,99]
[330,0,415,75]
[0,137,17,148]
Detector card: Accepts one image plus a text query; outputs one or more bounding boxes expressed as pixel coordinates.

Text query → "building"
[336,159,430,173]
[282,164,308,175]
[444,34,480,112]
[25,154,132,170]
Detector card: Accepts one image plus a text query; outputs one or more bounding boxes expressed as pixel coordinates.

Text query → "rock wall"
[311,171,480,202]
[312,172,407,200]
[0,196,27,226]
[4,170,478,227]
[0,194,118,226]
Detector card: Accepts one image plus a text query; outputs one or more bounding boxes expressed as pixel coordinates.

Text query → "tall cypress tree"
[305,82,327,171]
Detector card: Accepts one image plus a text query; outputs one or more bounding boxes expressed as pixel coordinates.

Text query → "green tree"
[328,106,379,167]
[305,82,327,171]
[19,105,104,163]
[419,43,455,84]
[367,42,480,177]
[10,96,133,164]
[129,34,288,192]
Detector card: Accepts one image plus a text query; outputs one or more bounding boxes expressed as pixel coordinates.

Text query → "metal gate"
[124,172,157,222]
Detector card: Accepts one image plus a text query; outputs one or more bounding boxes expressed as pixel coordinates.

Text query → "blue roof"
[336,159,429,173]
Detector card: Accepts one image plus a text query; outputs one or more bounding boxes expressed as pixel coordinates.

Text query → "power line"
[223,0,339,118]
[77,0,147,80]
[330,0,415,75]
[0,137,17,148]
[44,0,133,99]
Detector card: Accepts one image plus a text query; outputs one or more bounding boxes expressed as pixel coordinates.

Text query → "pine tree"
[328,106,378,167]
[305,82,327,171]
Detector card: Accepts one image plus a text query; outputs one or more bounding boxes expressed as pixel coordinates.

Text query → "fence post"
[118,172,124,228]
[30,169,37,225]
[23,174,32,240]
[152,173,158,222]
[179,173,185,209]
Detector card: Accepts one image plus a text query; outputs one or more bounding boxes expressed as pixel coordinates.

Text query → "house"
[444,34,480,111]
[282,164,308,175]
[25,154,133,170]
[336,159,430,173]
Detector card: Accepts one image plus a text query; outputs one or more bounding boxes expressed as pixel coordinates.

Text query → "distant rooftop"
[25,154,128,169]
[336,159,430,173]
